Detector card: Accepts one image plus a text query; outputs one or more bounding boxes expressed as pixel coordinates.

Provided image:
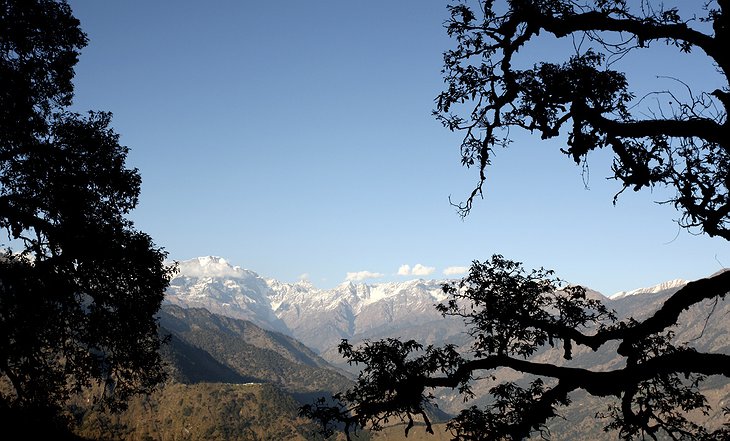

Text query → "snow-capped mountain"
[162,258,730,422]
[269,277,452,352]
[165,256,715,364]
[166,256,289,333]
[609,278,688,300]
[165,257,457,353]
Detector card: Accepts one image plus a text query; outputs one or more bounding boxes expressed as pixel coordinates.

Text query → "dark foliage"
[302,1,730,440]
[437,0,730,240]
[0,0,172,425]
[303,258,730,440]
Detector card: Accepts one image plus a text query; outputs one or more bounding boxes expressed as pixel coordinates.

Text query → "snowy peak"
[262,276,449,352]
[356,279,448,307]
[166,258,453,352]
[166,256,712,356]
[610,278,689,300]
[177,255,257,279]
[268,278,447,314]
[166,257,287,333]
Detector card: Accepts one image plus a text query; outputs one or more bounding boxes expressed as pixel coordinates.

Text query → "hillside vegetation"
[65,288,729,440]
[72,383,326,441]
[158,305,352,398]
[68,305,356,440]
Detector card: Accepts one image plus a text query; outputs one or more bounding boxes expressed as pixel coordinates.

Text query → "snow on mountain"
[166,256,289,333]
[609,278,689,300]
[165,257,455,352]
[177,256,249,278]
[165,257,708,360]
[265,277,451,352]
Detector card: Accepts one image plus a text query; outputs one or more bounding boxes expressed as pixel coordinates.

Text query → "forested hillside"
[67,305,355,440]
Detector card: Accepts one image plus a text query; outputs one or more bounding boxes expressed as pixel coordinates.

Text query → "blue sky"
[67,0,727,295]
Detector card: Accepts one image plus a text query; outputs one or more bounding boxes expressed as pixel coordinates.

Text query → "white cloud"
[177,256,244,278]
[443,266,469,276]
[298,273,310,281]
[397,263,435,276]
[411,264,435,276]
[345,270,384,282]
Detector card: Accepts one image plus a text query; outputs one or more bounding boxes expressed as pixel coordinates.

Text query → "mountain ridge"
[609,278,689,299]
[167,256,456,351]
[164,256,722,367]
[170,255,706,303]
[70,265,728,441]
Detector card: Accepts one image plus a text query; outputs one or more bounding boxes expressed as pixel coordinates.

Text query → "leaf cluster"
[304,256,730,440]
[447,379,571,441]
[438,255,614,359]
[436,0,730,240]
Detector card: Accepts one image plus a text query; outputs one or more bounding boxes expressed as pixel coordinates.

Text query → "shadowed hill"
[158,304,352,394]
[69,305,357,440]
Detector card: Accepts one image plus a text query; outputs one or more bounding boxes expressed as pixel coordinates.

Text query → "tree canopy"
[438,0,729,239]
[302,1,730,439]
[0,0,172,429]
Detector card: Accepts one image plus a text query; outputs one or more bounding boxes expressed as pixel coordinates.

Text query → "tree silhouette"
[301,1,730,439]
[0,0,172,430]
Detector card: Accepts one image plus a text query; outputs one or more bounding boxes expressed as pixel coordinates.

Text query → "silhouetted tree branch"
[436,0,730,239]
[301,1,730,439]
[303,258,729,440]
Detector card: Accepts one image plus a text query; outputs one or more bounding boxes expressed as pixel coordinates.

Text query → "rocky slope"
[158,304,352,397]
[166,257,468,350]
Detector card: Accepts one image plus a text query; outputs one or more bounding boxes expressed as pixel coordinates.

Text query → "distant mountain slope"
[158,304,352,396]
[160,327,253,384]
[70,304,356,440]
[269,278,454,353]
[162,257,729,438]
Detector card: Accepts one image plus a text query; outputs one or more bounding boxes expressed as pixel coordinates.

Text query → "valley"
[74,256,729,440]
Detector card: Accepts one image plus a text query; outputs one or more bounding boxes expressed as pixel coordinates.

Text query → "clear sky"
[66,0,727,295]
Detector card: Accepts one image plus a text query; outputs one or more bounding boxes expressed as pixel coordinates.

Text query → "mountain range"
[70,304,357,441]
[69,256,728,440]
[165,257,727,361]
[162,257,730,436]
[166,257,459,358]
